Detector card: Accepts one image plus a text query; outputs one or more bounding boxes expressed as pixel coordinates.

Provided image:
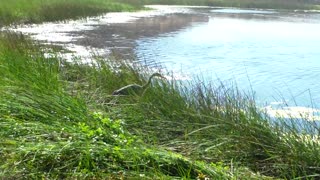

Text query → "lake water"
[135,7,320,110]
[5,6,320,120]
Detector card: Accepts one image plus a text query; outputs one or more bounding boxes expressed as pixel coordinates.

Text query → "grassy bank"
[1,0,320,179]
[0,33,232,179]
[1,32,320,179]
[0,0,141,26]
[0,32,280,179]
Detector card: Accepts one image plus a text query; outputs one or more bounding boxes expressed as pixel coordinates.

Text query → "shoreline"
[4,5,320,121]
[1,2,320,179]
[5,5,320,61]
[2,5,190,62]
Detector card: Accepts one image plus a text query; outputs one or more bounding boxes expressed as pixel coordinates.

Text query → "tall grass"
[0,0,138,26]
[59,42,320,178]
[1,0,320,178]
[0,32,239,179]
[1,31,320,178]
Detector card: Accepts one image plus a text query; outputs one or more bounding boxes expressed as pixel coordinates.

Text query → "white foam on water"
[211,8,275,14]
[269,101,286,105]
[163,73,191,81]
[262,105,320,121]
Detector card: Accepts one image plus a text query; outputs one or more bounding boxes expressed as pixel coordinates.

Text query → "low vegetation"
[0,32,256,179]
[0,0,141,26]
[1,31,320,179]
[1,0,320,179]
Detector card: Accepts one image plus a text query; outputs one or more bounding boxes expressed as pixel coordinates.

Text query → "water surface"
[135,8,320,110]
[6,6,320,120]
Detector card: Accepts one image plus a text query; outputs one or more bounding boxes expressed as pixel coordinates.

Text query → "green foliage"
[0,33,233,179]
[62,46,320,179]
[0,0,137,26]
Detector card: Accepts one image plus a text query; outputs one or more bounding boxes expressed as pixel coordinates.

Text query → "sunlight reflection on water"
[135,8,320,109]
[211,8,275,14]
[3,5,320,120]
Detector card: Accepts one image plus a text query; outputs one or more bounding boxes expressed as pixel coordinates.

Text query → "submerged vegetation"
[1,0,320,179]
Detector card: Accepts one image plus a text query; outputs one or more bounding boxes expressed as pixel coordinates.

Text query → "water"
[5,6,320,120]
[135,7,320,110]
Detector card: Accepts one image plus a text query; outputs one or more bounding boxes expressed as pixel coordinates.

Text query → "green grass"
[1,32,319,179]
[0,33,235,179]
[0,0,140,26]
[1,0,320,178]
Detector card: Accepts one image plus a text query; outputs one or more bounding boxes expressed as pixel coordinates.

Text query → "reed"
[0,33,236,179]
[1,31,320,179]
[54,39,320,178]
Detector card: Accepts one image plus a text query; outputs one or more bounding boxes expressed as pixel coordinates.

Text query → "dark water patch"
[71,13,209,60]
